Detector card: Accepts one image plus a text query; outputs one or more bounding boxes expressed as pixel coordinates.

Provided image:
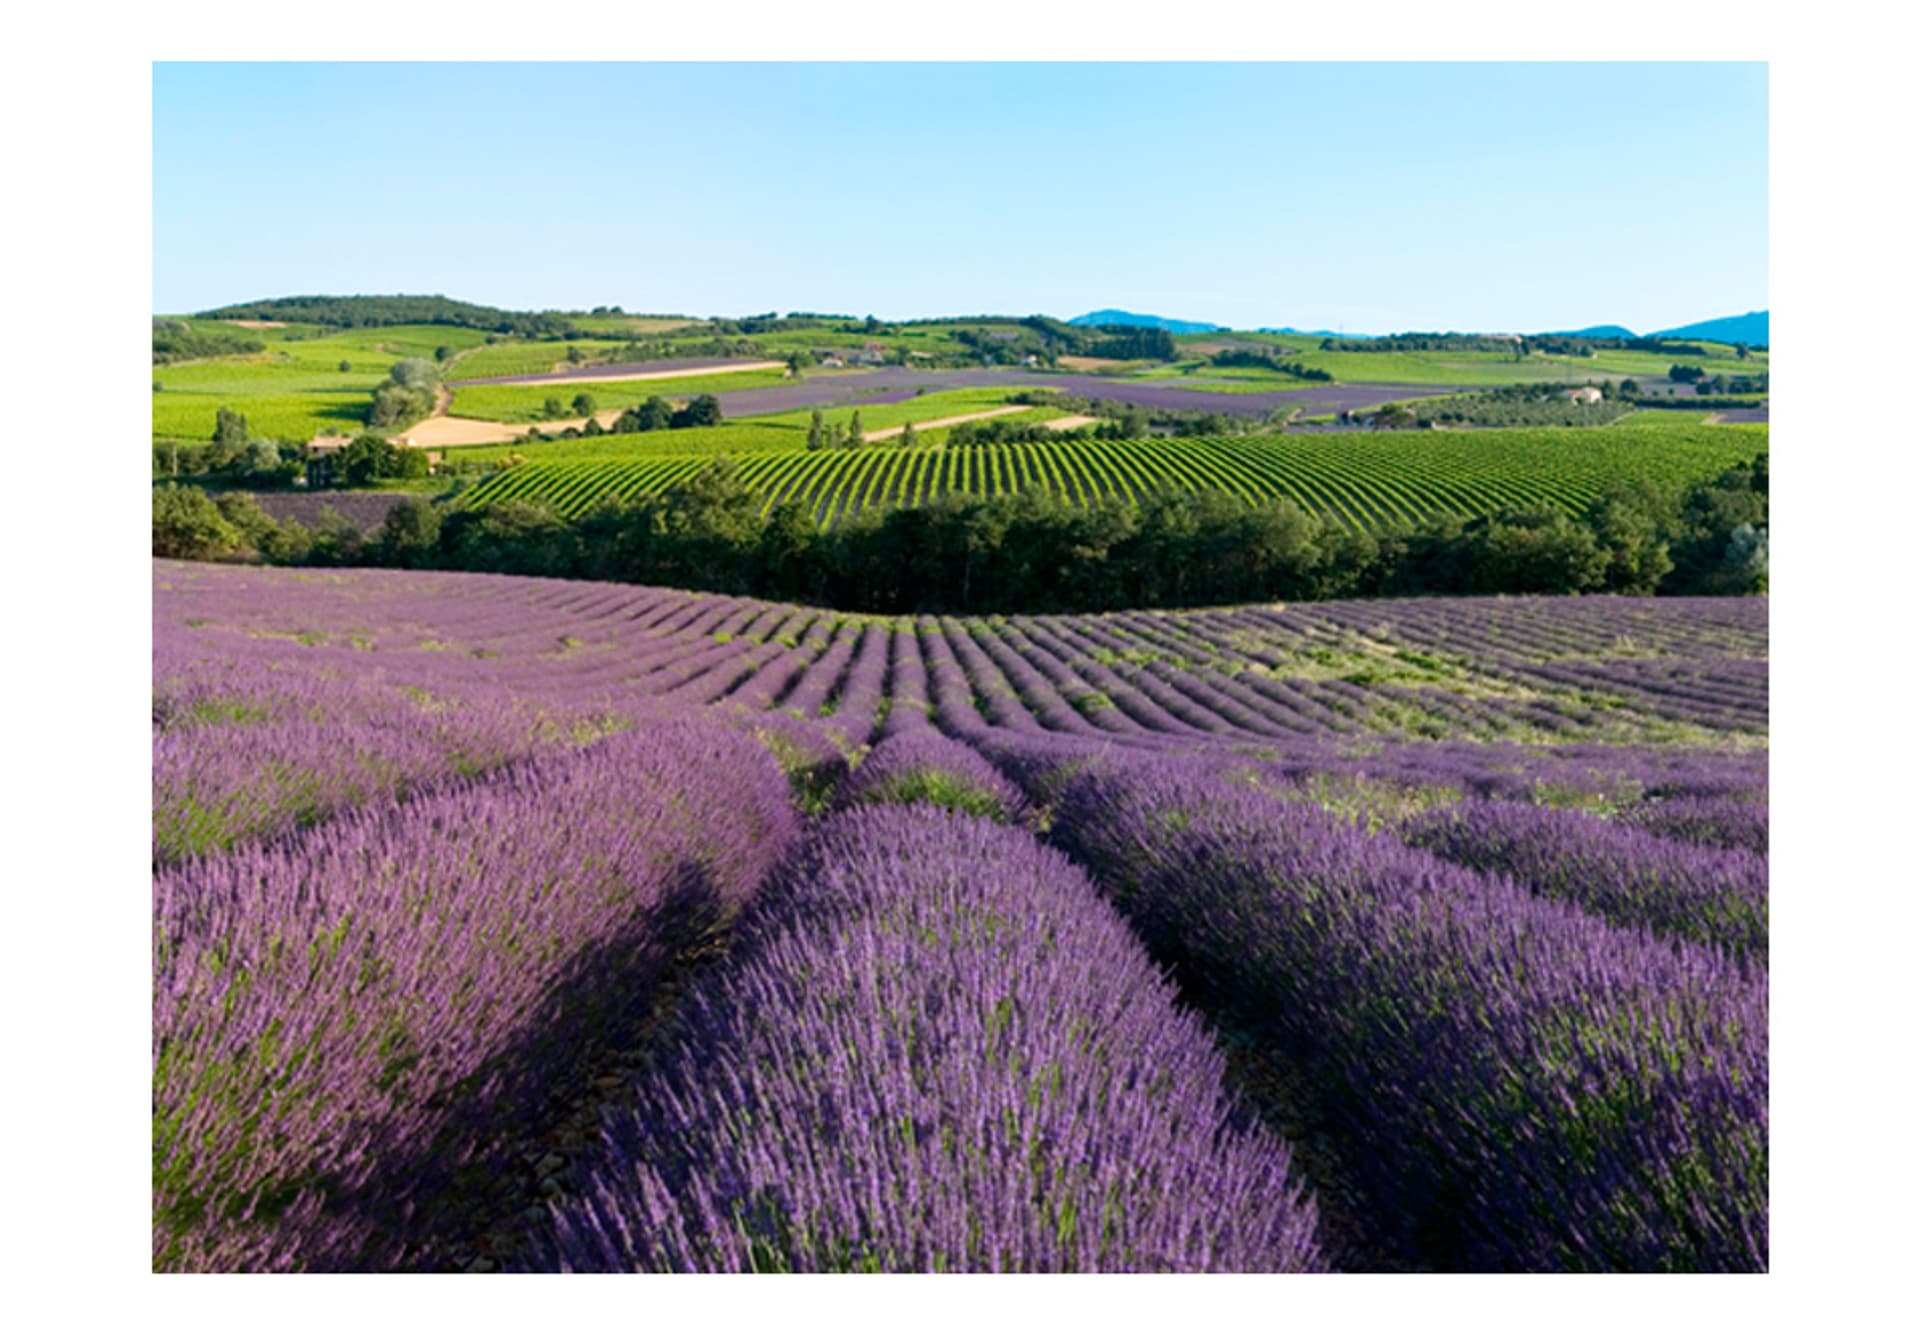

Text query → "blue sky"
[153,62,1766,333]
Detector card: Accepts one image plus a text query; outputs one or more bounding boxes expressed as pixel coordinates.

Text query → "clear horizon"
[154,62,1767,333]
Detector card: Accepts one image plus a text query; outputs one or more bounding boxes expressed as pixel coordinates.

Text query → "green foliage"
[368,359,439,428]
[153,323,265,365]
[199,294,576,337]
[378,497,442,567]
[212,407,249,451]
[153,486,242,560]
[857,769,1010,820]
[337,435,427,487]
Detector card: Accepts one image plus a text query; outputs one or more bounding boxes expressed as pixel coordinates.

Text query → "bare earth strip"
[224,319,288,329]
[1057,355,1134,372]
[860,406,1029,442]
[393,411,624,448]
[1042,414,1101,431]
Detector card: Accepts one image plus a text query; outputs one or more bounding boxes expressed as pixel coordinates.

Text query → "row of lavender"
[153,721,801,1270]
[155,563,1768,754]
[968,731,1768,1270]
[505,727,1765,1271]
[154,710,1343,1269]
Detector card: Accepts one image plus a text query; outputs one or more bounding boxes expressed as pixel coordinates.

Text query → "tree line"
[199,295,576,337]
[152,322,265,365]
[154,454,1768,614]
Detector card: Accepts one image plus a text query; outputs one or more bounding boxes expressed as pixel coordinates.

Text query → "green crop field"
[458,414,1765,529]
[151,323,493,442]
[445,368,793,422]
[437,388,1056,464]
[438,338,642,381]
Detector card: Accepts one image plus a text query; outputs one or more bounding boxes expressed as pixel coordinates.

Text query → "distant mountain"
[1653,311,1769,346]
[1068,309,1225,334]
[1258,326,1373,339]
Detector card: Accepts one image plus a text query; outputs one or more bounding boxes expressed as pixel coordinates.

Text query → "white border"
[7,1,1914,1327]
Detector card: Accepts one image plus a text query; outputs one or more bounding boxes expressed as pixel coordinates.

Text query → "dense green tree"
[1585,478,1676,594]
[390,358,439,391]
[807,407,826,451]
[304,507,367,567]
[336,434,425,487]
[1466,507,1608,594]
[847,410,865,448]
[438,499,575,577]
[572,392,597,417]
[378,497,442,567]
[212,407,249,452]
[153,485,241,560]
[673,394,724,429]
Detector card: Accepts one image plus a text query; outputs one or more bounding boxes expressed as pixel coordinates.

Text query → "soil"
[860,405,1029,442]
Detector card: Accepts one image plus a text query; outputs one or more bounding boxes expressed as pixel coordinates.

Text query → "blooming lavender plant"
[1032,749,1768,1271]
[528,806,1325,1272]
[153,720,799,1272]
[838,730,1030,824]
[1406,800,1769,963]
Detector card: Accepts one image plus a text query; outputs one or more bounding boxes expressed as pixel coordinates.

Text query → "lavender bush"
[1035,751,1768,1271]
[1405,800,1769,963]
[153,720,799,1272]
[838,730,1030,824]
[529,806,1325,1272]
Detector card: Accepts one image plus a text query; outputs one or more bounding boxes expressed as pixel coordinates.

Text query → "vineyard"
[154,560,1767,1273]
[458,418,1766,527]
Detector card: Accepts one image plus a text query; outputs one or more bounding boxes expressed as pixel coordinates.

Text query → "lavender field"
[153,560,1767,1273]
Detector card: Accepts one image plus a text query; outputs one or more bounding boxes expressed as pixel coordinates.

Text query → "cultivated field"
[153,560,1768,1272]
[460,415,1767,527]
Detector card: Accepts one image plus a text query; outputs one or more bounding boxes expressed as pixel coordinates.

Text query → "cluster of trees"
[1418,383,1638,429]
[612,393,722,433]
[1322,333,1528,355]
[152,321,265,365]
[314,434,432,487]
[368,358,440,428]
[1083,326,1178,361]
[155,453,1768,614]
[806,408,869,450]
[200,295,575,337]
[1669,366,1768,395]
[1208,348,1334,380]
[154,416,306,487]
[947,417,1131,446]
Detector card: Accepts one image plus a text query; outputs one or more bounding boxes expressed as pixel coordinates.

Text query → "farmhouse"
[1564,386,1604,405]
